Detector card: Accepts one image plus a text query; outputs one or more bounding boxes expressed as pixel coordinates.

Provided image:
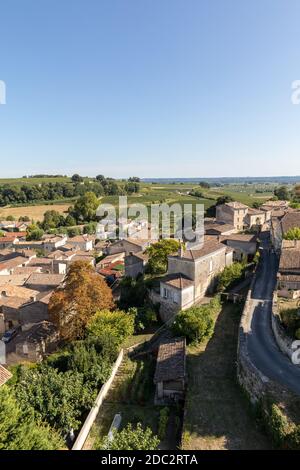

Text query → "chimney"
[178,245,184,258]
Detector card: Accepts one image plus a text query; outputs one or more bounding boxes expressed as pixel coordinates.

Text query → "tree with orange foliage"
[49,260,114,341]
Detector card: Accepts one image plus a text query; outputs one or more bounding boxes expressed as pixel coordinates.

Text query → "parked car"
[1,327,20,344]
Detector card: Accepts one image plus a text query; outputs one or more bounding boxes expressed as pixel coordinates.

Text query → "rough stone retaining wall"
[237,275,271,403]
[271,293,296,362]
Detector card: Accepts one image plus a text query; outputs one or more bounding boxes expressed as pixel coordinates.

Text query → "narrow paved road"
[247,232,300,395]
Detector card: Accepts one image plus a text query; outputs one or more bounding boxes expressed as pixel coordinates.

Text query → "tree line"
[0,175,140,206]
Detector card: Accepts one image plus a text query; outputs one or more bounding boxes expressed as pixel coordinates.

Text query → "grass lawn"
[182,302,272,450]
[84,354,159,449]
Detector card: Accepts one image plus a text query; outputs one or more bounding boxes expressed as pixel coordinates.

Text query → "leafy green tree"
[198,181,210,189]
[26,224,44,240]
[66,340,112,389]
[72,191,99,222]
[83,221,97,234]
[119,276,148,310]
[15,366,93,434]
[274,186,290,201]
[124,181,140,194]
[216,195,234,205]
[146,239,181,274]
[218,262,246,292]
[87,309,135,347]
[65,214,77,226]
[172,297,221,344]
[41,210,65,230]
[99,423,159,450]
[0,386,63,450]
[67,226,81,237]
[71,174,84,183]
[284,227,300,240]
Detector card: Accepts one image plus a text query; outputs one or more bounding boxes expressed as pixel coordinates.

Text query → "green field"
[0,178,279,222]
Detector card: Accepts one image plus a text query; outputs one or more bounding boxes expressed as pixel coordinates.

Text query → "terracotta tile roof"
[28,257,53,266]
[247,208,265,215]
[0,284,39,300]
[205,223,235,234]
[281,211,300,234]
[13,266,40,276]
[0,365,12,387]
[222,234,257,243]
[0,256,27,272]
[154,338,186,383]
[225,202,249,210]
[279,247,300,273]
[261,200,290,208]
[173,240,226,261]
[161,274,194,290]
[22,321,57,345]
[0,275,29,286]
[68,235,92,243]
[0,296,27,309]
[25,273,65,287]
[278,274,300,282]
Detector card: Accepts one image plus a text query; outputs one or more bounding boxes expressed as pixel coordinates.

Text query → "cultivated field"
[0,203,72,221]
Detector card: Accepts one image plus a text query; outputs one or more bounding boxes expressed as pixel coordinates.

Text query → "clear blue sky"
[0,0,300,178]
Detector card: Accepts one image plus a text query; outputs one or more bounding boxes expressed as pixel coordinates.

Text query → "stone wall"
[237,280,271,403]
[271,293,296,362]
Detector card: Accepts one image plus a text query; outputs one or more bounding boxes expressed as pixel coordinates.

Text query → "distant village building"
[221,233,258,262]
[271,210,300,252]
[216,202,270,232]
[125,252,149,279]
[277,240,300,298]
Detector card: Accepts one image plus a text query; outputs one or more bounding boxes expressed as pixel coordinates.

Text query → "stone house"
[43,235,68,253]
[152,240,233,322]
[67,234,94,251]
[216,202,249,231]
[0,233,27,250]
[277,240,300,298]
[244,208,268,230]
[0,256,29,275]
[124,251,149,278]
[19,292,52,330]
[204,222,236,236]
[15,321,58,362]
[216,202,270,232]
[221,234,258,262]
[105,237,151,256]
[154,338,186,404]
[271,210,300,252]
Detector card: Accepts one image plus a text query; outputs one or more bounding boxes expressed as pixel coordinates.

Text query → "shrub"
[158,407,169,440]
[87,309,135,348]
[172,297,221,344]
[15,365,94,434]
[99,422,159,450]
[0,386,63,450]
[218,262,245,292]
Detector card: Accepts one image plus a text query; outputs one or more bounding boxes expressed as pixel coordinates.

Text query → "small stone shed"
[154,337,186,404]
